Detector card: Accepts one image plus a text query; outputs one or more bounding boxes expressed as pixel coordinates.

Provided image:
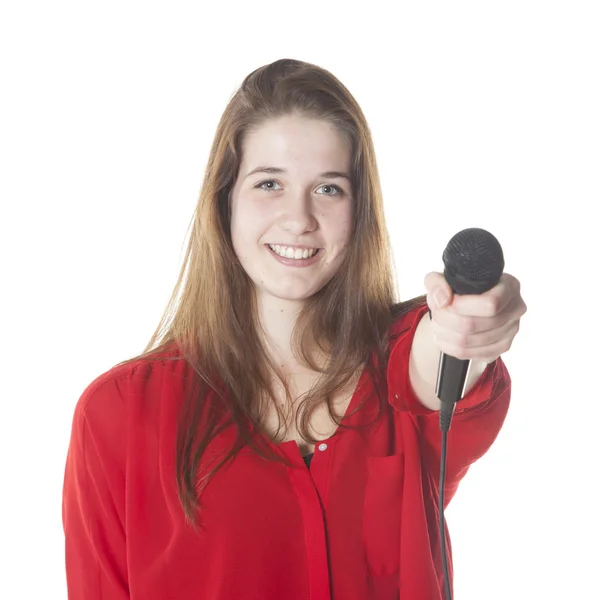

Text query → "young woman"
[62,58,527,600]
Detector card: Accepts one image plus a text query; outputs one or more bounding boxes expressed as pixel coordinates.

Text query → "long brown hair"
[113,58,425,530]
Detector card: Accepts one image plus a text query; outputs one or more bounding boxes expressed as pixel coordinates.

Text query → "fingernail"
[434,288,449,307]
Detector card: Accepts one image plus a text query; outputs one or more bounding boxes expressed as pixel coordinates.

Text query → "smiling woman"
[230,115,354,303]
[62,57,525,600]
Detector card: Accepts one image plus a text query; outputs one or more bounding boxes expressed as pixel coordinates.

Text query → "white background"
[1,1,598,598]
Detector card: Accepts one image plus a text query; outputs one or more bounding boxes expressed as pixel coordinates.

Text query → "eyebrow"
[244,166,352,182]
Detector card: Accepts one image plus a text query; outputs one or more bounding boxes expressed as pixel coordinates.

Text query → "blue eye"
[317,184,343,196]
[255,180,344,196]
[256,180,282,191]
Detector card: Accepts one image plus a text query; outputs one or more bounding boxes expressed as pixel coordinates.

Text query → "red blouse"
[62,304,510,600]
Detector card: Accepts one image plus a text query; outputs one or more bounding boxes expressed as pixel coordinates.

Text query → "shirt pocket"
[362,453,404,577]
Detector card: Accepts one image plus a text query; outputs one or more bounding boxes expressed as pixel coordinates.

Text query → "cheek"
[231,199,266,253]
[330,209,353,246]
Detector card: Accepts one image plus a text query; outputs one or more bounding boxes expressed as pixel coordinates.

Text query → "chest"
[259,370,362,457]
[129,376,410,600]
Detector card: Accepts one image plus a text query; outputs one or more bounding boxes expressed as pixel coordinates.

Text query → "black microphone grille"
[442,228,505,295]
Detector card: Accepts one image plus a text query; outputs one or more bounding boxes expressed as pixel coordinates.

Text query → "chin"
[261,283,323,303]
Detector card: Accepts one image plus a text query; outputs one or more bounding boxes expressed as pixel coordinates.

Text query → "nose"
[279,190,318,235]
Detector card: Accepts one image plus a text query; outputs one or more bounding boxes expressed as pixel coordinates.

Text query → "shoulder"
[64,344,197,495]
[388,296,429,348]
[72,342,189,428]
[363,298,429,388]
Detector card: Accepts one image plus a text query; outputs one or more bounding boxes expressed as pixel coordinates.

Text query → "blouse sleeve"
[62,376,130,599]
[387,304,512,505]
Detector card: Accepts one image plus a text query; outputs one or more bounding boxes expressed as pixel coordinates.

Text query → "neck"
[256,293,316,373]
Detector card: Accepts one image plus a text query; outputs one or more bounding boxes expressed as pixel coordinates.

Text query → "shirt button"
[318,443,328,451]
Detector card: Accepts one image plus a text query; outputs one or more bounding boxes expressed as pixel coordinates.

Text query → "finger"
[432,291,526,335]
[431,316,520,350]
[447,273,521,317]
[433,321,520,362]
[424,271,453,309]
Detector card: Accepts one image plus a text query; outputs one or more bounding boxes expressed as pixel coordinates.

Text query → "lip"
[265,244,323,268]
[268,243,318,250]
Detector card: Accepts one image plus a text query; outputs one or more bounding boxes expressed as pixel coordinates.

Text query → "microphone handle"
[436,353,471,431]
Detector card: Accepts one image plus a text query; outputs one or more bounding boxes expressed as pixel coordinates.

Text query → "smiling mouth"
[267,244,321,260]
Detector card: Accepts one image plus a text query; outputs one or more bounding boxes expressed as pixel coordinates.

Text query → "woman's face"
[230,115,353,305]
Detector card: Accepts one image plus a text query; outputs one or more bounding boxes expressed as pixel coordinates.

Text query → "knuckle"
[510,274,521,293]
[485,296,500,316]
[456,332,470,347]
[462,318,478,335]
[446,325,468,347]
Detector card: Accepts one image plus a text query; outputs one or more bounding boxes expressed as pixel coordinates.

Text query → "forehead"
[240,116,351,169]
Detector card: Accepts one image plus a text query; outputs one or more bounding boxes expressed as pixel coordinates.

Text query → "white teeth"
[268,244,318,260]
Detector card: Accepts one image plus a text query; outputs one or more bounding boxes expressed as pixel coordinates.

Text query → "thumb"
[424,272,453,308]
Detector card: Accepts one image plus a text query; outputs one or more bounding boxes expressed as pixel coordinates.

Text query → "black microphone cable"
[434,228,505,600]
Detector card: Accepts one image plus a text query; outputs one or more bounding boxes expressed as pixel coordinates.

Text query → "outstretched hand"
[424,272,527,364]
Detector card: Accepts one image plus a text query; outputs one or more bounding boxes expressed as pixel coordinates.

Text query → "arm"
[388,305,512,503]
[409,311,488,411]
[409,271,526,411]
[62,377,129,599]
[388,268,526,502]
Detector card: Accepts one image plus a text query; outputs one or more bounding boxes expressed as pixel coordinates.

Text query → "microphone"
[436,228,505,432]
[435,228,505,600]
